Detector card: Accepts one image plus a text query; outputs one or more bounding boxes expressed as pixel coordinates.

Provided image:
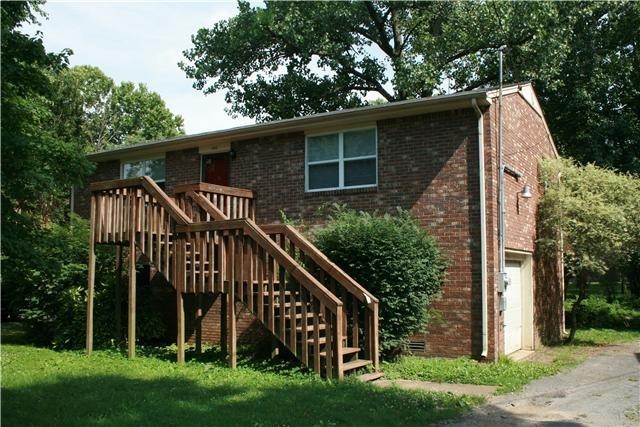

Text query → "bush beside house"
[314,207,446,357]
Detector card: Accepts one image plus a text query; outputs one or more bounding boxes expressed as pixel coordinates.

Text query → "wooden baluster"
[208,230,215,293]
[313,299,321,374]
[103,192,111,243]
[237,232,244,302]
[289,280,297,356]
[257,247,264,323]
[352,294,359,349]
[246,237,253,312]
[324,305,332,378]
[138,192,145,252]
[232,196,238,220]
[156,208,163,272]
[225,195,231,219]
[146,197,153,263]
[189,232,196,293]
[218,231,225,293]
[340,286,348,342]
[164,217,170,279]
[278,275,286,341]
[94,193,102,244]
[119,189,125,242]
[113,189,119,242]
[300,287,308,367]
[268,254,275,334]
[335,305,344,380]
[199,230,206,294]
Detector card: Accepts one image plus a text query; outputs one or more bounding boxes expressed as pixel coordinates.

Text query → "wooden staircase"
[85,176,379,379]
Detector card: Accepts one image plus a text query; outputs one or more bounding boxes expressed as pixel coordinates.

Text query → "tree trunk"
[567,272,588,343]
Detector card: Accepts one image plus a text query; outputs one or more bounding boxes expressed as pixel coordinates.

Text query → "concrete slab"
[372,379,498,398]
[508,349,535,362]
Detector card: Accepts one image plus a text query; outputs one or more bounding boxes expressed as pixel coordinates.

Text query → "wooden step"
[357,372,384,382]
[320,346,360,358]
[341,359,372,372]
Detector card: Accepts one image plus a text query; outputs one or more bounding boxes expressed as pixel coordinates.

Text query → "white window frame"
[305,127,378,192]
[120,156,166,183]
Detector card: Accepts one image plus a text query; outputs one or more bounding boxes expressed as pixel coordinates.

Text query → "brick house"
[76,82,564,361]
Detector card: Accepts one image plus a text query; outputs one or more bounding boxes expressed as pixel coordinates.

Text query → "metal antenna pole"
[498,45,507,296]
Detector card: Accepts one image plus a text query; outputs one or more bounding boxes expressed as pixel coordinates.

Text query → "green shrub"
[11,215,166,348]
[314,207,446,356]
[565,295,640,330]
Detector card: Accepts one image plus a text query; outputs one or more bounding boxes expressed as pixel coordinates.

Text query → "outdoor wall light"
[521,184,533,199]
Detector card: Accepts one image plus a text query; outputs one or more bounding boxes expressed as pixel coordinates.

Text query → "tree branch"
[364,2,396,58]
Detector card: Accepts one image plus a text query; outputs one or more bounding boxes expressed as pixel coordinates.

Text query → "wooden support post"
[115,245,123,340]
[195,294,203,355]
[220,292,228,355]
[372,303,380,372]
[86,194,97,355]
[128,202,137,359]
[227,237,237,369]
[176,289,185,364]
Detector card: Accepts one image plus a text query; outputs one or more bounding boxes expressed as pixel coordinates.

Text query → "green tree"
[538,159,640,342]
[180,1,572,121]
[182,1,638,173]
[539,2,639,174]
[1,0,92,317]
[51,66,185,152]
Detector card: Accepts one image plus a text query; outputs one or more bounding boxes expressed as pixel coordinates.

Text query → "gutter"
[472,98,489,358]
[87,90,494,162]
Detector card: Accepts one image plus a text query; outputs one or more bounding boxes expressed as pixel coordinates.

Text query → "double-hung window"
[121,157,166,183]
[305,128,377,191]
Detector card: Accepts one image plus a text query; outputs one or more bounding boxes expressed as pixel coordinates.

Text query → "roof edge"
[88,89,492,162]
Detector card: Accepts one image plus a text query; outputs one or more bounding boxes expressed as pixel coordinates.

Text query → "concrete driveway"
[440,340,640,427]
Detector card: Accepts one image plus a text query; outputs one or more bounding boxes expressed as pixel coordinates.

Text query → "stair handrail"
[177,219,343,312]
[260,224,378,307]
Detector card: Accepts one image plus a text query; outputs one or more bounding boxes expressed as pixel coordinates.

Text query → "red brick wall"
[230,109,485,358]
[165,148,200,195]
[485,93,563,355]
[183,293,272,347]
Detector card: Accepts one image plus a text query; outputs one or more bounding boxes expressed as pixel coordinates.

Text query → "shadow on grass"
[1,373,475,427]
[1,322,30,345]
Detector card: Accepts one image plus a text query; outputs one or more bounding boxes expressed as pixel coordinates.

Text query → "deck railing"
[174,182,255,221]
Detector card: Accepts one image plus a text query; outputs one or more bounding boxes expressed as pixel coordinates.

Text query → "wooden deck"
[86,176,379,378]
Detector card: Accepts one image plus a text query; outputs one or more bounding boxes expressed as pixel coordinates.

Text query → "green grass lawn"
[382,328,640,394]
[1,327,481,427]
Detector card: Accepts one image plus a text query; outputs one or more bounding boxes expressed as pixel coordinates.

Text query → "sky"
[25,1,257,134]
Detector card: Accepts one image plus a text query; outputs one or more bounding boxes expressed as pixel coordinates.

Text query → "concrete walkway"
[373,379,497,398]
[439,340,640,426]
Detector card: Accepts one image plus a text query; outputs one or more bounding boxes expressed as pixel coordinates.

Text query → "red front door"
[202,154,230,186]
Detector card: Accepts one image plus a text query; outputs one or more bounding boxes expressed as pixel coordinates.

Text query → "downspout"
[472,98,489,358]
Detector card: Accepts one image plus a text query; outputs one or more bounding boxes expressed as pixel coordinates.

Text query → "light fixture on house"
[521,184,533,199]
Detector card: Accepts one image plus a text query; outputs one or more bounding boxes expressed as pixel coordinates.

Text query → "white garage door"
[504,261,523,355]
